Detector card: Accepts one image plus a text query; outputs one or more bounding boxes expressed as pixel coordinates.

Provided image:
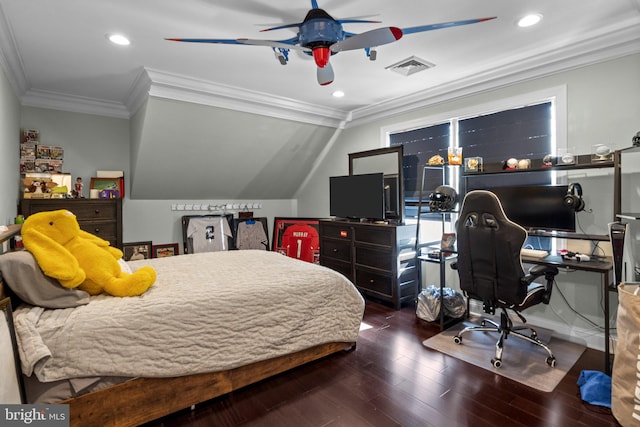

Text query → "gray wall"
[0,62,20,225]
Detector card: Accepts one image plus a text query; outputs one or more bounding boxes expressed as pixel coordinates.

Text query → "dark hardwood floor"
[145,300,618,427]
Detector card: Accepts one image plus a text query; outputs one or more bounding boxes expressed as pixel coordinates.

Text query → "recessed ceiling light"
[107,33,131,46]
[332,90,345,98]
[517,14,542,28]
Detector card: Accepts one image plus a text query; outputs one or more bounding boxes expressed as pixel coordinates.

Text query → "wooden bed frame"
[61,341,355,427]
[1,227,356,426]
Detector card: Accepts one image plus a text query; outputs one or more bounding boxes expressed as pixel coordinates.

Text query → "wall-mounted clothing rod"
[171,202,263,212]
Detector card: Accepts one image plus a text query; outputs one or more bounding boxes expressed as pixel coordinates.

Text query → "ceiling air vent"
[386,56,435,76]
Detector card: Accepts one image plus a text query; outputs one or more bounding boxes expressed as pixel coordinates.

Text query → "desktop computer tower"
[610,221,639,285]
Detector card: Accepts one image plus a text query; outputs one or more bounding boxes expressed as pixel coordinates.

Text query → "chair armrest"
[526,264,557,280]
[523,264,558,304]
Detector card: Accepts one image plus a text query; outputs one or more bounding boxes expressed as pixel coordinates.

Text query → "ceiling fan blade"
[237,38,310,52]
[317,63,334,86]
[259,22,303,32]
[336,18,381,25]
[402,17,496,35]
[331,27,402,53]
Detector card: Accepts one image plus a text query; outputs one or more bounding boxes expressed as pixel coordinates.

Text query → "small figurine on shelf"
[73,177,84,198]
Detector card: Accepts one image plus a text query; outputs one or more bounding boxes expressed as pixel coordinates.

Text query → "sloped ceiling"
[129,96,338,199]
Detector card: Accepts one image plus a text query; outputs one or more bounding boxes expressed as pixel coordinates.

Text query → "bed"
[0,247,364,427]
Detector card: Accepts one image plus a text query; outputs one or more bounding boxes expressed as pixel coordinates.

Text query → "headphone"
[563,183,584,212]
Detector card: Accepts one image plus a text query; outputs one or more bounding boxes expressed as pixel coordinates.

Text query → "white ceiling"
[1,0,639,125]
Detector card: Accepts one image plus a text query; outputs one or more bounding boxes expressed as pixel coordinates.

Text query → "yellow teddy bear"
[21,209,156,297]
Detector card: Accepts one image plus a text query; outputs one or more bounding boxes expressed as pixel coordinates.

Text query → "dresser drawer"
[65,202,118,221]
[355,246,392,271]
[355,268,392,296]
[78,220,117,242]
[320,258,353,281]
[23,199,118,221]
[320,223,352,241]
[354,226,394,247]
[321,239,352,262]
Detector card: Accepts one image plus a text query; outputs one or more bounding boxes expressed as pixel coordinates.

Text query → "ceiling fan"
[166,1,496,86]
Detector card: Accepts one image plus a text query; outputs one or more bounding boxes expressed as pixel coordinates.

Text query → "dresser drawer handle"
[94,209,100,214]
[94,228,101,233]
[332,248,338,253]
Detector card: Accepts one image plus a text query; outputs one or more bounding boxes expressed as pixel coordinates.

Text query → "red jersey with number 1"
[281,224,319,263]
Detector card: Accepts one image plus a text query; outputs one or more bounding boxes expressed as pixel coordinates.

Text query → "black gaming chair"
[453,190,559,368]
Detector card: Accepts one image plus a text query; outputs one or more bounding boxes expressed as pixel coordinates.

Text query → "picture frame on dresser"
[272,218,320,264]
[89,177,124,198]
[0,297,26,404]
[123,241,152,261]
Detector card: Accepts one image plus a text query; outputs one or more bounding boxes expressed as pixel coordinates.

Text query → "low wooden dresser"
[20,198,123,249]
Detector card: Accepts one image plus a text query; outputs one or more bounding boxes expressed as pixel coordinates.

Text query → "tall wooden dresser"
[20,198,123,249]
[319,220,417,309]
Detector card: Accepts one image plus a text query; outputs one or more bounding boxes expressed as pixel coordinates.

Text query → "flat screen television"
[330,173,385,221]
[488,184,576,233]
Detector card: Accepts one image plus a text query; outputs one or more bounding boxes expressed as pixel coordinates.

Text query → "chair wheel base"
[453,336,462,344]
[491,358,502,368]
[546,356,557,367]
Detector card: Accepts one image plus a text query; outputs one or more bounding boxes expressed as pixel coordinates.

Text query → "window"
[385,87,567,249]
[386,87,566,208]
[389,122,450,202]
[459,101,553,194]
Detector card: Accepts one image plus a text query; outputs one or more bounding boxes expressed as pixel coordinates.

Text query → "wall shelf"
[0,224,21,244]
[462,154,614,176]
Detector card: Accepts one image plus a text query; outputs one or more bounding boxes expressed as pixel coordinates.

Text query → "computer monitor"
[488,185,576,233]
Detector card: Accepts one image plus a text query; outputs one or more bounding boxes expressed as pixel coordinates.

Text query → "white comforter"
[14,250,364,382]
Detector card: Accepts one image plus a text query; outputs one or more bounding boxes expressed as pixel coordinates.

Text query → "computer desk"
[522,254,615,374]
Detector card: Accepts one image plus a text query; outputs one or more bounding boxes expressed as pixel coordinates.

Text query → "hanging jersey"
[236,221,269,250]
[281,224,319,263]
[187,216,232,253]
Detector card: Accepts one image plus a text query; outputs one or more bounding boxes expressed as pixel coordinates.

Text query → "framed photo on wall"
[123,241,152,261]
[153,243,180,258]
[272,217,320,264]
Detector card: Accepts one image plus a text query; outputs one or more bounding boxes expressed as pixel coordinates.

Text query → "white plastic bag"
[416,286,466,321]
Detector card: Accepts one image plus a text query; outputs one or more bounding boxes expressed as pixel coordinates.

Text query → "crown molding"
[20,88,131,119]
[346,16,640,127]
[135,68,350,128]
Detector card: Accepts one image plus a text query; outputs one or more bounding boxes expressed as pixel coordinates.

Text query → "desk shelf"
[617,213,640,221]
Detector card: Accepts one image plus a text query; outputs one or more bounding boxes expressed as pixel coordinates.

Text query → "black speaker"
[563,183,585,212]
